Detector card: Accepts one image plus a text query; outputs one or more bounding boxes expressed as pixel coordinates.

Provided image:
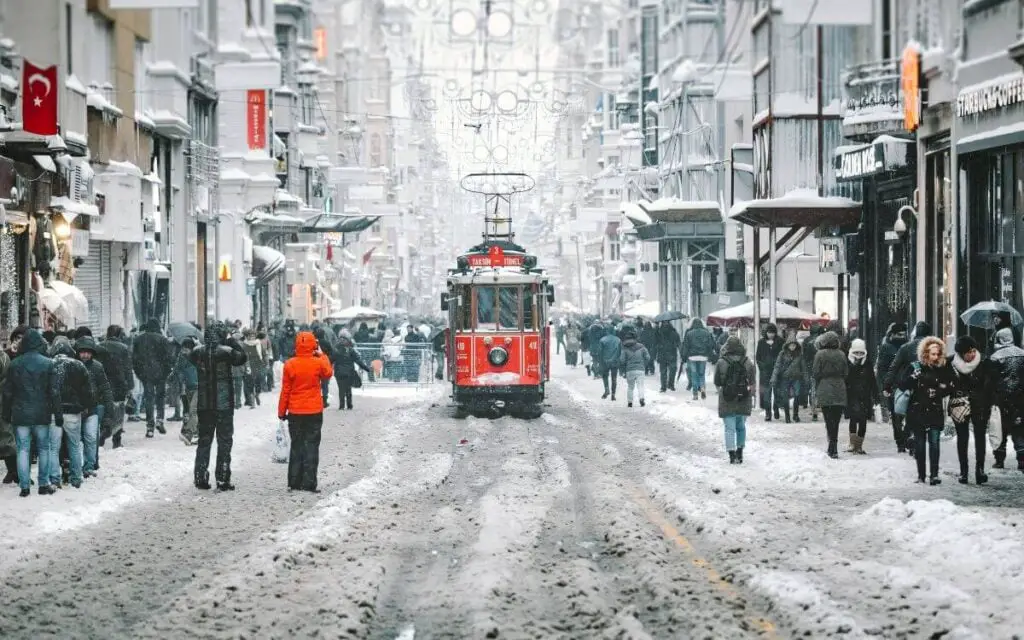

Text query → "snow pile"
[853,498,1024,585]
[747,571,865,635]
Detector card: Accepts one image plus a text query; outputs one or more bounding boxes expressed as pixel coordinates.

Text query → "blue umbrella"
[960,301,1023,329]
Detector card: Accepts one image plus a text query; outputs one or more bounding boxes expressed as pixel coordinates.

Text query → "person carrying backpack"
[714,336,755,464]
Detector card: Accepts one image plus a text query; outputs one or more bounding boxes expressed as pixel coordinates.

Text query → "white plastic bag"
[988,405,1003,452]
[272,420,290,463]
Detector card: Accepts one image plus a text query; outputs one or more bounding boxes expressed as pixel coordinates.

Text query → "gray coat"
[619,338,650,373]
[714,337,756,417]
[812,331,848,407]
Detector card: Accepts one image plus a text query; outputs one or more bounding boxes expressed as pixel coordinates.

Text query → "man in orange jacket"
[278,331,333,492]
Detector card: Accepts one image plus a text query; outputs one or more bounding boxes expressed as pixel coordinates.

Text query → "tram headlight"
[488,346,509,366]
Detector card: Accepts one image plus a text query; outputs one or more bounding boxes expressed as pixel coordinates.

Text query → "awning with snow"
[252,245,286,286]
[301,213,379,234]
[729,189,861,228]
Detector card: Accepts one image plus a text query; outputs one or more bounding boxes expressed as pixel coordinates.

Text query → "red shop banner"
[246,90,266,151]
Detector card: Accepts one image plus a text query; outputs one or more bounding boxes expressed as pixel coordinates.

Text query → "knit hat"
[954,335,979,357]
[890,322,907,334]
[849,338,867,356]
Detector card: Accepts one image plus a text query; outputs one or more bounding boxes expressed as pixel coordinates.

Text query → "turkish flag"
[362,247,375,265]
[22,61,58,136]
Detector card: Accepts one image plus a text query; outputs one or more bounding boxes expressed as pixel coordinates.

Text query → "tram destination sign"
[467,254,524,267]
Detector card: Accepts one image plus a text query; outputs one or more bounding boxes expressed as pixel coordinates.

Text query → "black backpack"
[721,358,751,402]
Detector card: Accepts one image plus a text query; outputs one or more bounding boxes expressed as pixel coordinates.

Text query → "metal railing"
[352,342,441,385]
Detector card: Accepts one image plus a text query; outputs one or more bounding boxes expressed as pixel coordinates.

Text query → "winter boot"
[156,420,166,435]
[736,447,743,464]
[179,431,193,446]
[639,398,646,407]
[792,408,800,422]
[194,471,211,490]
[601,391,609,399]
[2,456,16,483]
[728,450,736,464]
[993,451,1005,469]
[764,410,772,422]
[112,433,123,449]
[827,440,839,459]
[855,435,866,454]
[846,434,858,453]
[146,425,155,438]
[976,468,989,485]
[217,481,236,491]
[692,389,699,400]
[627,402,633,408]
[700,389,706,400]
[783,406,791,424]
[1018,454,1024,473]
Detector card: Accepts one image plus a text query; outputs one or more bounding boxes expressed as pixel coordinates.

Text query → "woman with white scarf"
[844,339,878,454]
[947,336,991,485]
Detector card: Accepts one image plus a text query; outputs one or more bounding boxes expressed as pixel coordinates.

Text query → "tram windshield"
[452,285,537,331]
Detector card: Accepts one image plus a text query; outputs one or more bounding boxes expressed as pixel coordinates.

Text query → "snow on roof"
[621,201,653,226]
[729,188,860,217]
[957,120,1024,148]
[645,198,721,213]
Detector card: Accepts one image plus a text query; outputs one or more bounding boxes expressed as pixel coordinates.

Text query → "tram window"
[523,288,535,330]
[455,286,472,330]
[476,287,497,328]
[497,287,519,329]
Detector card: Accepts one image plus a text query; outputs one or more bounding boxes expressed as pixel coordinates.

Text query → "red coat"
[278,332,333,418]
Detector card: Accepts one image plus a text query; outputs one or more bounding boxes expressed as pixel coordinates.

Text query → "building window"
[88,15,115,94]
[606,93,619,130]
[65,2,73,75]
[134,39,149,115]
[607,29,619,67]
[369,133,382,167]
[245,0,255,27]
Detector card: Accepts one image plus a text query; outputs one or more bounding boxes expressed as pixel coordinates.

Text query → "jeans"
[232,378,243,408]
[822,405,844,455]
[15,425,49,490]
[181,390,198,438]
[601,366,618,396]
[659,361,677,391]
[287,413,323,491]
[687,360,708,392]
[954,413,988,476]
[46,423,63,486]
[723,415,747,451]
[61,414,84,484]
[194,409,235,484]
[913,424,942,480]
[625,370,645,403]
[82,413,99,473]
[142,379,166,426]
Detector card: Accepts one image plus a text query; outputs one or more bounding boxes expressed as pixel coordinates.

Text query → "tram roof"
[447,267,547,285]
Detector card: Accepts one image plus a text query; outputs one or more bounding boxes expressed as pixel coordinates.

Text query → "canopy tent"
[706,299,828,331]
[301,212,379,234]
[329,305,387,321]
[622,299,660,318]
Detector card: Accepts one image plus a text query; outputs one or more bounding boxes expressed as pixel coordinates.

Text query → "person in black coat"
[947,336,991,484]
[654,322,680,392]
[755,323,783,421]
[987,327,1024,471]
[51,338,97,487]
[96,325,133,449]
[898,336,954,485]
[885,320,933,454]
[76,336,113,476]
[190,322,247,491]
[845,339,877,454]
[874,322,907,430]
[638,320,658,375]
[331,331,373,409]
[132,318,173,437]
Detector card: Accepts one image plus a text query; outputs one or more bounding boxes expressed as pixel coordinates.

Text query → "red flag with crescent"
[22,61,58,136]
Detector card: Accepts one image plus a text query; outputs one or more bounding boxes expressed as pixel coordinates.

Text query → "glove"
[54,415,63,428]
[279,413,287,422]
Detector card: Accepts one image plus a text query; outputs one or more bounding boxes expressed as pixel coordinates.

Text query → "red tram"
[440,173,553,418]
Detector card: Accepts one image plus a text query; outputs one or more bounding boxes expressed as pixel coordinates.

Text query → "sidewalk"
[0,407,279,563]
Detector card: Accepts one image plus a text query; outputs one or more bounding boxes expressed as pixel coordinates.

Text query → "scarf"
[952,353,981,376]
[848,353,866,365]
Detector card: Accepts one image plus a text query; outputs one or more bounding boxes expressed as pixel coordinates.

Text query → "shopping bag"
[893,389,911,417]
[271,420,290,463]
[988,405,1003,452]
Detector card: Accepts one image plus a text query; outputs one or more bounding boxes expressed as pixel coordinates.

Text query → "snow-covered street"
[1,364,1022,639]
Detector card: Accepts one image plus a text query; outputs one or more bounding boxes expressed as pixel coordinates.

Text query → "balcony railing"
[841,58,904,142]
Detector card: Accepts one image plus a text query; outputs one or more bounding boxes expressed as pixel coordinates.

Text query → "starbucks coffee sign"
[957,74,1024,117]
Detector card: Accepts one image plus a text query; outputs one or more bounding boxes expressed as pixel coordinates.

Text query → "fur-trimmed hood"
[916,336,947,367]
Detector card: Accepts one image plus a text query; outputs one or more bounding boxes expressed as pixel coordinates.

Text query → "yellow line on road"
[632,488,778,638]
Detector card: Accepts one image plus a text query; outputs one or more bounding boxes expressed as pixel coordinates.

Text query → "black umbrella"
[167,322,202,344]
[654,310,686,322]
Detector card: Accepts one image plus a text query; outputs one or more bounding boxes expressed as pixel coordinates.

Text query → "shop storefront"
[955,70,1024,340]
[833,136,915,354]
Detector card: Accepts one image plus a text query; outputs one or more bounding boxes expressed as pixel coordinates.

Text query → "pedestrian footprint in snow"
[898,337,954,485]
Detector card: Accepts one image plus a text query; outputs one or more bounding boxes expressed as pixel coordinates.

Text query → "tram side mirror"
[440,293,449,311]
[546,284,555,304]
